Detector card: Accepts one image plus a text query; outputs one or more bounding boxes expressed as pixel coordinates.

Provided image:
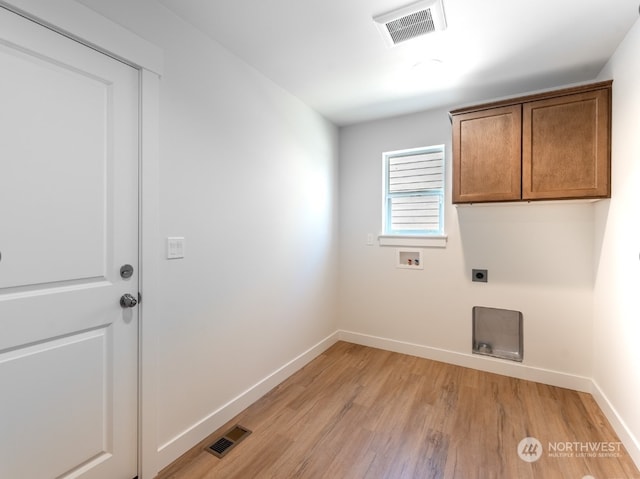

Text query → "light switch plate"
[167,237,185,259]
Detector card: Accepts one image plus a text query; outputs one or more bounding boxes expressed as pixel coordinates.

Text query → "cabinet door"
[452,105,522,203]
[522,88,610,199]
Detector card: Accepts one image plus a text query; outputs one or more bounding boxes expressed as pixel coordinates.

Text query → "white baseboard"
[339,330,640,471]
[591,380,640,469]
[156,331,340,471]
[154,329,640,475]
[338,330,592,392]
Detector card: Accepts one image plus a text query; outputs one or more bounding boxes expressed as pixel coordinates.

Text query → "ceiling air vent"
[374,0,447,47]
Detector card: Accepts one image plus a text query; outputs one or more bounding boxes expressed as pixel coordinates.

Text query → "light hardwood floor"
[157,342,640,479]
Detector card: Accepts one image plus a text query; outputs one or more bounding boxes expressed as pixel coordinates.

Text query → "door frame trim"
[0,2,163,477]
[0,0,162,74]
[139,69,161,479]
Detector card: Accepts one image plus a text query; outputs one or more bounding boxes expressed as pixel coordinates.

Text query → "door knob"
[120,293,138,308]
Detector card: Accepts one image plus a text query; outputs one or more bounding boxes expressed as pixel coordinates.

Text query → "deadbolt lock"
[120,264,134,279]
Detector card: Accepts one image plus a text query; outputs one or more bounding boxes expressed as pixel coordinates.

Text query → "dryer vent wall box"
[472,306,523,362]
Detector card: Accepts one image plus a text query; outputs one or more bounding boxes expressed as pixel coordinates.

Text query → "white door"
[0,7,139,479]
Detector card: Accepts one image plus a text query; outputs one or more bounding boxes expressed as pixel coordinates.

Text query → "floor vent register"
[205,424,252,458]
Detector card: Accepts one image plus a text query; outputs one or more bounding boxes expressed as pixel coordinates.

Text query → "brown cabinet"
[451,81,611,204]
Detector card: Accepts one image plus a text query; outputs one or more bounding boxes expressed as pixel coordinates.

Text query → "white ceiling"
[158,0,638,125]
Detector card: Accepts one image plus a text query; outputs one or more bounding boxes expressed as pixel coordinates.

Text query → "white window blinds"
[383,146,445,235]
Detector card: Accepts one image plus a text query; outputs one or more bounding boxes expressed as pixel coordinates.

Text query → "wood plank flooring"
[156,342,640,479]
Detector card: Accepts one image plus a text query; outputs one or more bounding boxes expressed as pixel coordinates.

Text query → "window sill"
[378,234,447,248]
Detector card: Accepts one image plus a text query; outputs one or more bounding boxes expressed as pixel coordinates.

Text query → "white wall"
[338,108,595,384]
[23,0,640,473]
[75,0,339,472]
[594,18,640,464]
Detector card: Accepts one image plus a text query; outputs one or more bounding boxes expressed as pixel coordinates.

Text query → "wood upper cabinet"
[522,88,610,199]
[452,105,522,203]
[451,81,612,204]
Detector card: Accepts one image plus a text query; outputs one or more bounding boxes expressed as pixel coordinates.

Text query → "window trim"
[377,234,447,248]
[381,145,446,243]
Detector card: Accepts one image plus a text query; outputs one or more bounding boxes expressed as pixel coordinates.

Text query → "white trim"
[378,234,447,248]
[153,330,640,473]
[338,330,640,470]
[139,69,161,479]
[382,145,446,237]
[0,5,164,478]
[338,330,592,392]
[0,0,163,74]
[591,380,640,469]
[155,331,340,471]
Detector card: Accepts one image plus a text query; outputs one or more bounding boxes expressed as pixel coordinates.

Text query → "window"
[382,145,445,237]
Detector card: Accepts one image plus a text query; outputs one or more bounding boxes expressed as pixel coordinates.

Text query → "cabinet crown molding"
[449,80,613,117]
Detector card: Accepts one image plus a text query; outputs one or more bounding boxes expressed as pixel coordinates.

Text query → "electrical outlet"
[367,233,374,246]
[472,269,488,282]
